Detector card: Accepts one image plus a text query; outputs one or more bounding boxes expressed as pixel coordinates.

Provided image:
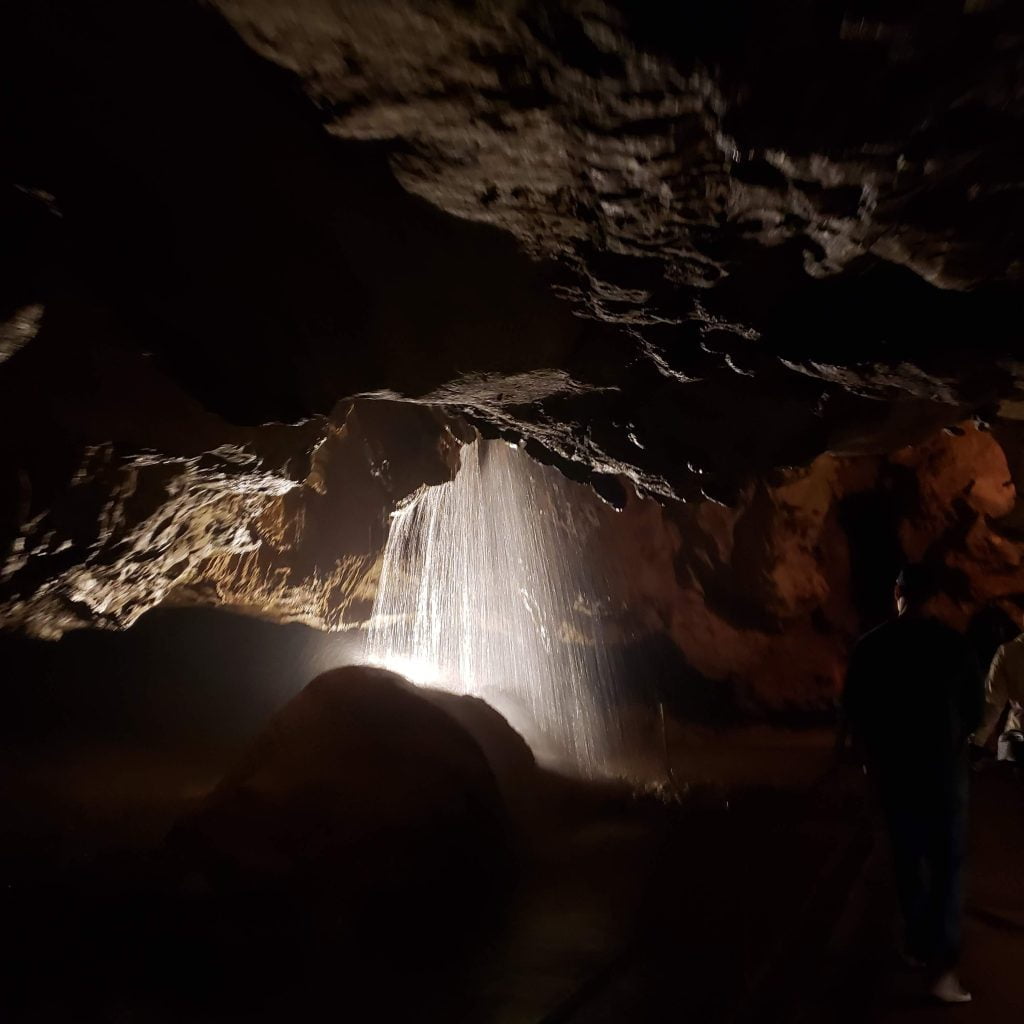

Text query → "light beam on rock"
[365,439,627,775]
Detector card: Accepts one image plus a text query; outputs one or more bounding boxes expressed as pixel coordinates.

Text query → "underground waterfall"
[365,439,632,776]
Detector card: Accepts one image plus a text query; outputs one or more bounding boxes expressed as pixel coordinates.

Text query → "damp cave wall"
[3,0,1024,717]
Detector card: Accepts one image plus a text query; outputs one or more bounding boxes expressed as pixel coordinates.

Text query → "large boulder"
[170,665,513,925]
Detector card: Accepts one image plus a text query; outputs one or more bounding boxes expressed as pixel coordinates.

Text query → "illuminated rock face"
[357,420,1024,718]
[218,0,1023,293]
[2,1,1024,713]
[0,389,460,638]
[600,423,1024,713]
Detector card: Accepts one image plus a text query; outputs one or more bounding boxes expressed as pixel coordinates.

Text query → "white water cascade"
[365,439,628,775]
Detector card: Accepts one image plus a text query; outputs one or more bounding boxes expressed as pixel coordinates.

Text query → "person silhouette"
[842,564,983,1004]
[974,608,1024,763]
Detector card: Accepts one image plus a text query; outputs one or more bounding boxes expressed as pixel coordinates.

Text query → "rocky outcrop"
[599,421,1024,713]
[171,665,513,911]
[2,0,1024,711]
[0,359,461,636]
[213,0,1024,500]
[219,0,1024,293]
[5,1,1023,504]
[170,402,463,632]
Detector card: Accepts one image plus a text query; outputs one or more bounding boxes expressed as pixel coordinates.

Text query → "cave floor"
[4,727,1021,1022]
[790,763,1024,1024]
[539,738,1024,1024]
[1,725,859,1023]
[489,727,869,1024]
[472,729,1024,1023]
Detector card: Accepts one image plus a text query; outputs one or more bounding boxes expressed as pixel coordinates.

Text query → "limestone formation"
[2,1,1024,709]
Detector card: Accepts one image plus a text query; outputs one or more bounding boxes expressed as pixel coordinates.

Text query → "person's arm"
[974,644,1009,748]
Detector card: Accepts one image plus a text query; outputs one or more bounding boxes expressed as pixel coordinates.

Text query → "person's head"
[894,563,938,615]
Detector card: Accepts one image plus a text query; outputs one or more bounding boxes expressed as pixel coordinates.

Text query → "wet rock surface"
[2,0,1024,701]
[607,421,1024,712]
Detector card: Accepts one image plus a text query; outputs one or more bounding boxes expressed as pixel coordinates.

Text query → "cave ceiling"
[1,0,1023,638]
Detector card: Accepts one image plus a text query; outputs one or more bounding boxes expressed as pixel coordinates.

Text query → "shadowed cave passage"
[4,0,1024,1018]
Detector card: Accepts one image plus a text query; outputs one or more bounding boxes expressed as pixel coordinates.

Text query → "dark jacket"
[843,615,983,804]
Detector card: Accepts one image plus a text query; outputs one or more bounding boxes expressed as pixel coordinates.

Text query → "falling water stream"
[365,440,628,775]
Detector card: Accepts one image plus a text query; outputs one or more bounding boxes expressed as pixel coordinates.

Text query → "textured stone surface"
[169,402,463,632]
[599,421,1024,712]
[5,1,1023,503]
[2,0,1024,707]
[0,384,461,637]
[225,0,1023,289]
[171,665,510,907]
[211,0,1024,500]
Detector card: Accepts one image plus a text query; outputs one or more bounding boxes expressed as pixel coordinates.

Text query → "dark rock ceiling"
[1,0,1023,643]
[214,0,1024,498]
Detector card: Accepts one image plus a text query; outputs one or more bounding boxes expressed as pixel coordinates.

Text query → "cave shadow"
[0,611,869,1023]
[614,630,742,729]
[0,613,496,1020]
[837,480,907,633]
[1,837,515,1023]
[611,631,841,732]
[0,616,655,1023]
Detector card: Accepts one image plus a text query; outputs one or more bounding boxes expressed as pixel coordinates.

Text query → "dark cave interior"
[3,1,1024,1021]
